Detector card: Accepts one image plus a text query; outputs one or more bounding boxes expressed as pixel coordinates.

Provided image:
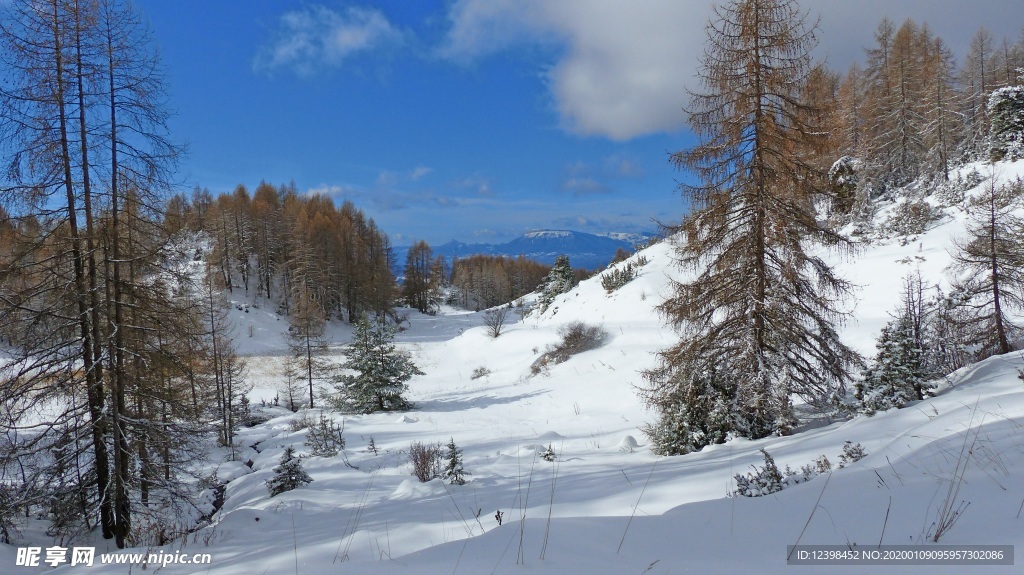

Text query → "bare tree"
[483,306,510,338]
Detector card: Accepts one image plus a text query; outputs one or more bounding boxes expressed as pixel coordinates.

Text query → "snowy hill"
[9,161,1024,574]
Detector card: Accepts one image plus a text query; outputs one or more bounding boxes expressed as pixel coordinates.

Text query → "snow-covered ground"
[5,161,1024,574]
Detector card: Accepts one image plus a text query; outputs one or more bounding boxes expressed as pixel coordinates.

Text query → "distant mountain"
[394,229,655,275]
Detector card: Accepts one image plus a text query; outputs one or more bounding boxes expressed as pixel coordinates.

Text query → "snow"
[7,159,1024,574]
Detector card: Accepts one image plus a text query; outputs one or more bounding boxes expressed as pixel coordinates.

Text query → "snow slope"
[6,160,1024,574]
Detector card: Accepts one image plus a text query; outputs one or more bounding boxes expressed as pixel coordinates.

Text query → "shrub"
[732,449,783,497]
[409,441,443,482]
[600,256,649,293]
[601,263,637,292]
[305,413,346,457]
[530,321,607,375]
[470,366,491,380]
[837,441,868,468]
[289,412,316,432]
[555,321,606,358]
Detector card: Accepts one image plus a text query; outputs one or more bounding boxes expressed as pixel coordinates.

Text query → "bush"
[305,413,346,457]
[732,449,783,497]
[290,412,316,431]
[470,366,491,380]
[601,263,636,292]
[530,321,607,375]
[838,441,868,468]
[409,441,443,482]
[600,256,649,293]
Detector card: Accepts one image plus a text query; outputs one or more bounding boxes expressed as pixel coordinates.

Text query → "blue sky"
[136,0,1024,246]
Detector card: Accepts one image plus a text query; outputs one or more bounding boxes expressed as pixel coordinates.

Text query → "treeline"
[397,242,565,313]
[0,0,247,548]
[449,254,552,310]
[813,18,1024,205]
[165,183,396,322]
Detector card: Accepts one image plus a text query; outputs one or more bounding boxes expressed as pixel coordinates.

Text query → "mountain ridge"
[395,229,655,272]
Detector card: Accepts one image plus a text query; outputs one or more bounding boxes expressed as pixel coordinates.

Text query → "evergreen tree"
[642,365,734,455]
[334,317,423,413]
[855,313,930,414]
[536,255,575,314]
[443,438,468,485]
[641,0,859,447]
[266,447,312,496]
[988,84,1024,160]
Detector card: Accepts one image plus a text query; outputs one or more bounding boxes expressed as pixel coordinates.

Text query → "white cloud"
[410,166,433,180]
[562,176,609,196]
[440,0,1024,141]
[440,0,706,140]
[255,5,404,75]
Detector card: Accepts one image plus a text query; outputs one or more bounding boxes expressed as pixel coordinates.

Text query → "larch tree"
[1,0,200,546]
[286,283,331,408]
[949,177,1024,357]
[641,0,859,452]
[403,240,439,313]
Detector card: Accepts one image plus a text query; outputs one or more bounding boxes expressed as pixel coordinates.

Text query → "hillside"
[7,160,1024,574]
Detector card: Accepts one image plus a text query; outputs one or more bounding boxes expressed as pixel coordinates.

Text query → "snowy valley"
[4,161,1023,574]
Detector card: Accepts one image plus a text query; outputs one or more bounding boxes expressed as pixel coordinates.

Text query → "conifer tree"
[443,438,468,485]
[856,313,930,414]
[642,0,859,449]
[286,285,331,408]
[334,316,422,413]
[536,255,575,314]
[949,177,1024,357]
[266,447,312,496]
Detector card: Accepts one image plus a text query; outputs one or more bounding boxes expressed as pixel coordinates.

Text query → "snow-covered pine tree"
[642,0,859,446]
[988,84,1024,160]
[641,365,733,455]
[334,316,423,413]
[856,313,929,414]
[266,447,312,496]
[443,438,468,485]
[536,255,575,314]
